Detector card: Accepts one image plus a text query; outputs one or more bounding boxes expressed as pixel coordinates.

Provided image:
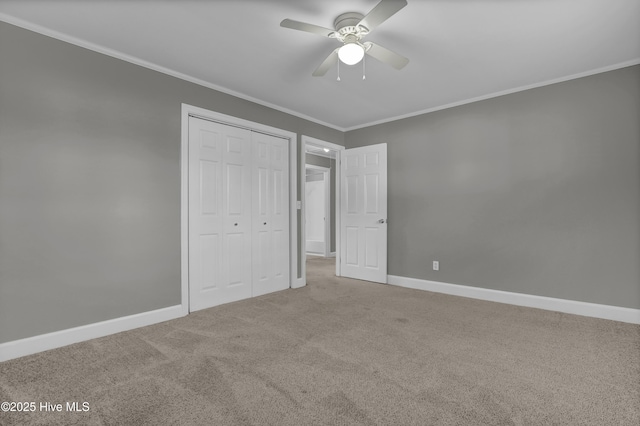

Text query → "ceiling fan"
[280,0,409,77]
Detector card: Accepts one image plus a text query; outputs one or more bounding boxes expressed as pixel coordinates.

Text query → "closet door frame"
[180,104,299,315]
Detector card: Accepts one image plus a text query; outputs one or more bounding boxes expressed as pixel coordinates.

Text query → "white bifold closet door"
[188,117,289,312]
[251,132,290,297]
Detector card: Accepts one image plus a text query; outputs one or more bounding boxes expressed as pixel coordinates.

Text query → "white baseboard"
[306,252,336,259]
[0,305,185,363]
[387,275,640,325]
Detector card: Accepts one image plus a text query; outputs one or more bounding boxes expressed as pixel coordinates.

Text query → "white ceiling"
[1,0,638,131]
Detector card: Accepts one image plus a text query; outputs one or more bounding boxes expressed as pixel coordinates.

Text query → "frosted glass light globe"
[338,43,365,65]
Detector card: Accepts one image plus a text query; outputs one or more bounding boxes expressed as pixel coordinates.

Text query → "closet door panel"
[252,133,289,296]
[270,138,289,287]
[189,117,252,311]
[220,126,252,303]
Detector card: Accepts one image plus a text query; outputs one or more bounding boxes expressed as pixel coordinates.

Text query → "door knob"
[378,219,386,224]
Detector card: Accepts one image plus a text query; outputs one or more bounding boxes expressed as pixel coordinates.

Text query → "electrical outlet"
[433,261,439,271]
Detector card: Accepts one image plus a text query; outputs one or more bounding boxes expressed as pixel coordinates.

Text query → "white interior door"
[189,117,252,311]
[305,168,327,255]
[340,143,387,283]
[251,132,290,297]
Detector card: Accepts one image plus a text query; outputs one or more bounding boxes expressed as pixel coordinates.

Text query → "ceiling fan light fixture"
[338,42,364,65]
[280,0,409,76]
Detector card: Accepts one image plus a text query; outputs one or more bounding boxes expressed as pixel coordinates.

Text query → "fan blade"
[365,42,409,69]
[312,49,340,77]
[358,0,407,32]
[280,19,335,38]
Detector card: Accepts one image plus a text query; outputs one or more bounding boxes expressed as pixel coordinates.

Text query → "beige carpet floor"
[1,257,639,425]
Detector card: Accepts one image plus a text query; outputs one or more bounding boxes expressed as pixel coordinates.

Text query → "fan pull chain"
[362,54,366,80]
[337,60,341,82]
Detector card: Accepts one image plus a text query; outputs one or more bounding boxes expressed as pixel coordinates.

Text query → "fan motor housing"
[333,12,369,42]
[334,12,363,30]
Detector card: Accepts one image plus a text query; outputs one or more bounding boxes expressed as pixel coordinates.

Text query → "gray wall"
[305,153,337,253]
[0,21,343,343]
[345,65,640,309]
[1,20,637,346]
